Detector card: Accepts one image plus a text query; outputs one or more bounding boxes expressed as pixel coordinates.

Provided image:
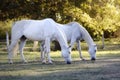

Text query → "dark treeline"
[0,0,120,39]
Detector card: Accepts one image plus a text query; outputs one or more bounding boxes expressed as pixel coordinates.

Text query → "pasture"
[0,39,120,80]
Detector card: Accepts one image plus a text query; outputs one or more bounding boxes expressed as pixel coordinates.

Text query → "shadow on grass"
[0,48,120,80]
[0,58,120,80]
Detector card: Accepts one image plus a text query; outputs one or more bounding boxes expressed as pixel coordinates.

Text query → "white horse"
[6,18,71,64]
[41,21,97,61]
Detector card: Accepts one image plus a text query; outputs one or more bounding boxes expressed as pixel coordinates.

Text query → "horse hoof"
[42,60,46,64]
[48,63,53,65]
[91,58,96,61]
[23,61,28,64]
[21,60,28,64]
[48,61,53,64]
[8,60,13,64]
[67,61,71,64]
[8,62,13,64]
[42,62,46,64]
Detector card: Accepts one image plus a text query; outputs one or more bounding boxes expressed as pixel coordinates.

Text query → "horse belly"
[23,28,54,41]
[23,27,44,41]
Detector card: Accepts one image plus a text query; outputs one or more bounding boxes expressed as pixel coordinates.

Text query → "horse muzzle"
[66,61,71,64]
[91,57,96,61]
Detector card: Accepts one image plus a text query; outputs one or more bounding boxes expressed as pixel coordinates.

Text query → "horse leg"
[8,40,19,64]
[40,41,46,63]
[19,37,27,63]
[76,40,85,60]
[69,37,76,51]
[44,38,52,64]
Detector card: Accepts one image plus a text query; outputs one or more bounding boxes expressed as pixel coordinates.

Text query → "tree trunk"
[102,32,105,49]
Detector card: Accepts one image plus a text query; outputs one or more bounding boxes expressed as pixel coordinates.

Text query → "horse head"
[61,47,72,64]
[88,44,97,61]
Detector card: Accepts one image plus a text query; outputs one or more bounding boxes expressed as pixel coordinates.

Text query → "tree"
[0,0,120,39]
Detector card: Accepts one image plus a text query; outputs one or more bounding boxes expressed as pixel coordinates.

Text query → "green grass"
[0,40,120,80]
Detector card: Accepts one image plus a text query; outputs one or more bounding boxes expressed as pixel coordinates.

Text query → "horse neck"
[56,29,68,50]
[81,27,95,47]
[71,22,95,47]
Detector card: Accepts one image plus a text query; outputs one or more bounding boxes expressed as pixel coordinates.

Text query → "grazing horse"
[41,21,97,61]
[6,18,71,64]
[64,22,97,60]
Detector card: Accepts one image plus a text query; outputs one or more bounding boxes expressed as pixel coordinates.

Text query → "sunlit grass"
[0,40,120,80]
[0,51,120,80]
[0,49,120,80]
[0,50,120,64]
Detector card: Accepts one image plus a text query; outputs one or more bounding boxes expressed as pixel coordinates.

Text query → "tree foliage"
[0,0,120,39]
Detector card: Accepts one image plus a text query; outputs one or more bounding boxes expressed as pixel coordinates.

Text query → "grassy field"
[0,39,120,80]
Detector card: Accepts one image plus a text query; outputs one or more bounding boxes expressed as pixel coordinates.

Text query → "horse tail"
[6,26,19,56]
[6,21,16,49]
[6,31,9,51]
